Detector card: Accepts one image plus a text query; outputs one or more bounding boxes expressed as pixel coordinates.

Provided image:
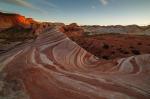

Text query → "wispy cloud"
[99,0,109,6]
[42,0,57,8]
[0,0,57,13]
[0,0,38,10]
[91,6,96,9]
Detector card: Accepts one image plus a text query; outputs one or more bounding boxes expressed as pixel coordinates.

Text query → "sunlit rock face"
[0,12,36,31]
[0,27,150,99]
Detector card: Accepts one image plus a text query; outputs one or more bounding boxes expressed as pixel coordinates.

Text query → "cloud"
[1,0,57,14]
[42,0,57,8]
[0,0,38,10]
[91,6,96,9]
[0,0,58,13]
[99,0,109,6]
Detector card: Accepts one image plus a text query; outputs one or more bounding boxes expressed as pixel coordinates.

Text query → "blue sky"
[0,0,150,25]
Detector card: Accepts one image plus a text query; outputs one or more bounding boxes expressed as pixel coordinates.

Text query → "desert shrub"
[129,46,134,49]
[102,55,109,60]
[0,27,31,40]
[123,51,129,54]
[119,49,124,53]
[116,48,122,51]
[102,43,109,49]
[116,48,129,54]
[137,42,142,45]
[43,25,46,28]
[111,45,114,48]
[111,51,115,54]
[131,49,141,55]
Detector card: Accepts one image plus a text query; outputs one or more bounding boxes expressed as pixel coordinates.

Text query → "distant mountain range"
[83,25,150,35]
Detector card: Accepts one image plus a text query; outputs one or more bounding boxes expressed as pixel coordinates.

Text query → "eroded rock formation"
[0,12,59,55]
[0,12,37,31]
[0,26,150,99]
[60,23,84,37]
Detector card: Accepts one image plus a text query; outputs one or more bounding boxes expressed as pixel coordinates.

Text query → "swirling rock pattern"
[0,27,150,99]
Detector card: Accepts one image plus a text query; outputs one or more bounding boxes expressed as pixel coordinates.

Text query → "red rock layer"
[0,12,36,30]
[60,23,84,37]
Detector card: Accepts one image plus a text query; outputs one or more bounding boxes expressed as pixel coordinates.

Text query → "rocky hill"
[83,25,150,35]
[60,23,84,37]
[0,12,37,31]
[0,12,57,54]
